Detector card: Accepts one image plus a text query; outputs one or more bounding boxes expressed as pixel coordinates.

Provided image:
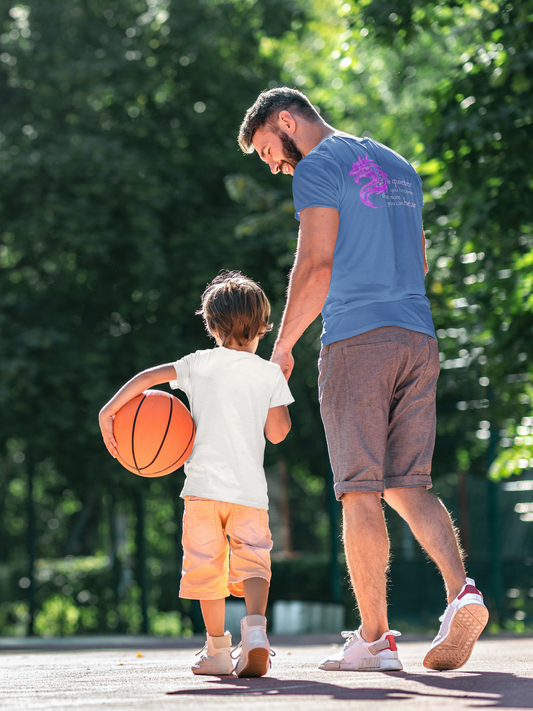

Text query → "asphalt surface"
[2,635,533,710]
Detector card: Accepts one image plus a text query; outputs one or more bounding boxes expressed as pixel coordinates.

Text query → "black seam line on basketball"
[138,395,173,470]
[131,394,147,474]
[116,450,136,470]
[142,421,196,475]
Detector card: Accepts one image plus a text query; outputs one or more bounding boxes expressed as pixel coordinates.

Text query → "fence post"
[137,488,149,635]
[328,462,343,604]
[27,456,36,636]
[487,428,502,621]
[109,494,123,633]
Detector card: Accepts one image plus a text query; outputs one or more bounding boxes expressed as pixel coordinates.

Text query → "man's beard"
[278,131,303,170]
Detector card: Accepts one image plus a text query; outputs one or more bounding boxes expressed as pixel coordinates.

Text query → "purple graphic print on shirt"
[348,155,390,209]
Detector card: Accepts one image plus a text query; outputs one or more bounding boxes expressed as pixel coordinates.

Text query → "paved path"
[2,636,532,710]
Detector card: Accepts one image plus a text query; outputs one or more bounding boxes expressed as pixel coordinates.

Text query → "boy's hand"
[97,364,177,459]
[99,411,118,458]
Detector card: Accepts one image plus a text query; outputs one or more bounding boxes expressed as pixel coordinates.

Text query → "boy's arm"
[99,364,177,458]
[264,405,291,444]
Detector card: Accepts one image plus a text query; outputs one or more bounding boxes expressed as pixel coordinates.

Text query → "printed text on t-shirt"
[349,156,417,209]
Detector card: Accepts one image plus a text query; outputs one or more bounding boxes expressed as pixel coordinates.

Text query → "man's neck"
[300,123,336,158]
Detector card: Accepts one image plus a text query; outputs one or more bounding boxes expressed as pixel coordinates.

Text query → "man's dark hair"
[238,87,321,154]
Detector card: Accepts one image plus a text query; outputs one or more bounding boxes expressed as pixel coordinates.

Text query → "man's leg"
[384,486,488,671]
[319,491,403,671]
[342,492,390,641]
[383,486,465,602]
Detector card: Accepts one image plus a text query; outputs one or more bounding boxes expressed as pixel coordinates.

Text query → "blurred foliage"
[251,0,533,482]
[1,0,532,636]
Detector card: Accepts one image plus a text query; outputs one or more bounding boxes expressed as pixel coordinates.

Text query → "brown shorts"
[180,497,273,600]
[318,326,439,499]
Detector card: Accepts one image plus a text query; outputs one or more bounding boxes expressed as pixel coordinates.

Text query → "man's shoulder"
[299,134,400,170]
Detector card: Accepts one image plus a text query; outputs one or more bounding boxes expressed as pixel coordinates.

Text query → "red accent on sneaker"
[386,635,398,652]
[457,585,482,600]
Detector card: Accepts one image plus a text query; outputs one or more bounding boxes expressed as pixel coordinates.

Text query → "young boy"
[99,271,293,677]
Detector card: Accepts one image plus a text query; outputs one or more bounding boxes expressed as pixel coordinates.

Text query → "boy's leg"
[194,595,233,676]
[243,577,269,616]
[200,598,226,637]
[180,498,233,676]
[227,504,272,678]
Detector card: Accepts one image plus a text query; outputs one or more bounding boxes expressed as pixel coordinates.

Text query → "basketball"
[113,389,195,477]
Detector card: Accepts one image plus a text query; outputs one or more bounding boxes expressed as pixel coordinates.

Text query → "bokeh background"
[1,0,532,638]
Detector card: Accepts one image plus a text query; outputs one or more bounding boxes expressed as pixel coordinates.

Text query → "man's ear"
[277,110,297,134]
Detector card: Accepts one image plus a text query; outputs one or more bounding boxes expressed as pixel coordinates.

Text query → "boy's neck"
[220,338,259,354]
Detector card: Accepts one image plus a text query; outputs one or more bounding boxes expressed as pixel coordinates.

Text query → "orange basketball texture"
[113,390,195,477]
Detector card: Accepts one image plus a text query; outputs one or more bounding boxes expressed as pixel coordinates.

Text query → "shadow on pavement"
[397,670,533,708]
[167,670,533,707]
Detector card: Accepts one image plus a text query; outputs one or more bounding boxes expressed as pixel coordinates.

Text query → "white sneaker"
[423,577,489,670]
[319,628,403,671]
[232,614,271,678]
[192,632,234,675]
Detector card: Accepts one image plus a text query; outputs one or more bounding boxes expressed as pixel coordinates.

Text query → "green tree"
[0,0,298,496]
[239,0,533,484]
[0,0,317,631]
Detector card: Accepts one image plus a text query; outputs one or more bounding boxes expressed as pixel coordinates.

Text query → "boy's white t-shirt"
[169,346,294,510]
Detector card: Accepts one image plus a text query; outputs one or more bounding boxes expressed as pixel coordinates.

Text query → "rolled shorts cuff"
[228,572,271,599]
[383,474,433,490]
[179,588,230,601]
[334,475,433,499]
[334,481,384,499]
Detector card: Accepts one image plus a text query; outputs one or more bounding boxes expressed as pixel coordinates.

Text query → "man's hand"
[271,344,294,381]
[99,410,118,458]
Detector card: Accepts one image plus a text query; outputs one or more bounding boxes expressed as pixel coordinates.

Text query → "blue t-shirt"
[292,134,436,346]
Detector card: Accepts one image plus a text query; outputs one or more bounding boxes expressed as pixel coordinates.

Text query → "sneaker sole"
[235,648,270,678]
[192,664,233,676]
[423,603,489,671]
[319,658,403,672]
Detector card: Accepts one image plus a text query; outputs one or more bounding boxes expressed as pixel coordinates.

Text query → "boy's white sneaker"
[319,628,403,671]
[192,632,234,675]
[423,577,489,671]
[232,614,271,677]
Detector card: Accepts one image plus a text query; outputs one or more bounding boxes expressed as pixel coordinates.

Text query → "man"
[238,88,488,672]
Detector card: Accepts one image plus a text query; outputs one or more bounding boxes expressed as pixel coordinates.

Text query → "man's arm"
[422,229,428,276]
[271,206,338,379]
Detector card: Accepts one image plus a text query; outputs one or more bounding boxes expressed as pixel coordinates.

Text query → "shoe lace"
[341,630,357,642]
[195,643,208,657]
[230,642,242,660]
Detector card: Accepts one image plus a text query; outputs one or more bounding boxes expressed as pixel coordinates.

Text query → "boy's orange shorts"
[180,496,273,600]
